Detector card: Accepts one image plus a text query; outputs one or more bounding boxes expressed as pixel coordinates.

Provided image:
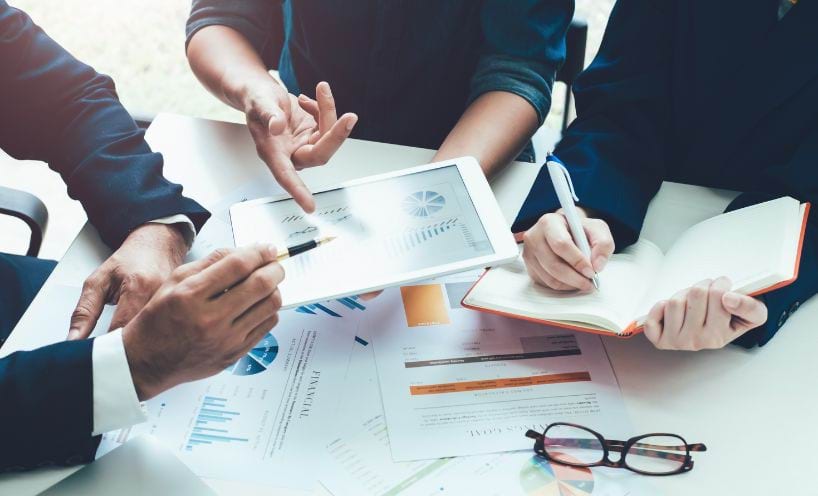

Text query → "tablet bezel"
[229,156,518,309]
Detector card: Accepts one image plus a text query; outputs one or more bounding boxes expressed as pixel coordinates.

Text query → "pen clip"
[547,157,579,202]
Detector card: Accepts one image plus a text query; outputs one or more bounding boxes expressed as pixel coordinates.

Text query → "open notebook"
[463,197,811,337]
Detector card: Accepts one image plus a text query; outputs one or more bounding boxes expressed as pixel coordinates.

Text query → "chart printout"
[368,273,629,461]
[319,300,647,496]
[230,165,495,305]
[96,311,355,488]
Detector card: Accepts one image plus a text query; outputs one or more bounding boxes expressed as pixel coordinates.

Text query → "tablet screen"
[231,164,494,305]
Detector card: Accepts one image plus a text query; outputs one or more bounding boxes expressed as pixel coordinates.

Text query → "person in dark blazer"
[184,0,573,212]
[516,0,818,351]
[0,2,286,471]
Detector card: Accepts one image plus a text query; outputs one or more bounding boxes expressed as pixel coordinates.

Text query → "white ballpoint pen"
[545,154,600,290]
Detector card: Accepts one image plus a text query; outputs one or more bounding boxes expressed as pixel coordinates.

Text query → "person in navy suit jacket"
[515,0,818,351]
[0,2,286,471]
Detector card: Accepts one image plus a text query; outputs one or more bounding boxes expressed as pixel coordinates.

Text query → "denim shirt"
[187,0,573,161]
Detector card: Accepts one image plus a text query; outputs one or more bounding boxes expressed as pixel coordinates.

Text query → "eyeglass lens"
[624,435,688,474]
[542,424,605,466]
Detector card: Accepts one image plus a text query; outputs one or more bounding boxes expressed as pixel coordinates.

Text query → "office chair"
[0,185,49,257]
[557,18,588,132]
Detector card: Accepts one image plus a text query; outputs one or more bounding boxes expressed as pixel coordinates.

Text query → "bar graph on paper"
[185,396,248,451]
[295,295,367,318]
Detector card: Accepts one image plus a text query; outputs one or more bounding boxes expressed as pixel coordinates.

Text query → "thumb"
[68,276,110,340]
[583,218,615,272]
[722,292,768,332]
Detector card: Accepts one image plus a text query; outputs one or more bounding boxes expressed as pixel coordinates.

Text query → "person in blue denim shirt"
[186,0,573,212]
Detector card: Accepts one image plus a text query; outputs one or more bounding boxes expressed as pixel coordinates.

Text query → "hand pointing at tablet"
[522,207,615,292]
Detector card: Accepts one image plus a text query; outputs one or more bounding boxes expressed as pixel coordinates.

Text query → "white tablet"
[229,157,517,309]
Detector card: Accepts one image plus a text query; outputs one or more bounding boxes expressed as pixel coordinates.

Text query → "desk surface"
[2,114,816,496]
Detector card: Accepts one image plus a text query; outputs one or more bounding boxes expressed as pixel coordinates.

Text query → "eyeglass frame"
[525,422,707,476]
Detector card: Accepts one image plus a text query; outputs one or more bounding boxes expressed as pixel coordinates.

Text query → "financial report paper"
[319,310,648,496]
[368,273,630,461]
[96,310,355,488]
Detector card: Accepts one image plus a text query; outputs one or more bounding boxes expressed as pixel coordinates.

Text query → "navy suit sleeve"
[0,339,99,472]
[0,2,209,248]
[730,125,818,347]
[512,0,674,246]
[469,0,573,126]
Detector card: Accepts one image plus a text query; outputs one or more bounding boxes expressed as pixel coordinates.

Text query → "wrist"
[128,223,188,264]
[229,73,282,113]
[121,323,165,401]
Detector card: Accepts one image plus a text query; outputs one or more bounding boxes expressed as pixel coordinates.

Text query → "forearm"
[0,340,100,470]
[186,25,279,112]
[433,91,538,177]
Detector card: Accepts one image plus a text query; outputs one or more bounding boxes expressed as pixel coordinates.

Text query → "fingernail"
[581,267,595,279]
[67,328,78,340]
[346,118,356,131]
[723,292,740,310]
[298,94,307,100]
[266,244,278,259]
[593,256,607,271]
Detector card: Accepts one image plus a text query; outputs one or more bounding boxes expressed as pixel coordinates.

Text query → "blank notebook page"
[638,197,801,316]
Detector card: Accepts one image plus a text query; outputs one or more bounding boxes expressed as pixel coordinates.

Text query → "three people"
[2,0,817,473]
[517,0,818,350]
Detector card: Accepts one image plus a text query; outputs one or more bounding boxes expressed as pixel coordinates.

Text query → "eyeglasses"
[525,422,707,476]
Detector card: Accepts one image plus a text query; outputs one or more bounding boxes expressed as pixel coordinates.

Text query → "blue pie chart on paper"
[402,191,446,217]
[227,333,278,376]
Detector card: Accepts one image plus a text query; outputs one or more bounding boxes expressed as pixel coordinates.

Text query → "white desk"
[2,114,816,495]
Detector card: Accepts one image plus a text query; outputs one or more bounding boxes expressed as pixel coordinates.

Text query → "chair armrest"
[0,185,48,257]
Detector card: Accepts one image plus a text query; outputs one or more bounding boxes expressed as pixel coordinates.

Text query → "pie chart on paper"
[227,332,279,376]
[519,454,594,496]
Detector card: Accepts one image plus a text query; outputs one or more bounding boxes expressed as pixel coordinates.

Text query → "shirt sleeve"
[186,0,279,55]
[91,328,147,435]
[468,0,574,125]
[149,214,197,246]
[0,2,210,249]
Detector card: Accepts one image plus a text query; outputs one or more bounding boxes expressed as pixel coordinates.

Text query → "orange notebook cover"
[462,201,811,338]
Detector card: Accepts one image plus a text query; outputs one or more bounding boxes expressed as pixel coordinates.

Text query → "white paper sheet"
[368,273,630,461]
[319,320,649,496]
[96,310,355,489]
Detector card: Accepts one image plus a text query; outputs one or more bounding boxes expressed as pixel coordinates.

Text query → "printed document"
[368,273,629,461]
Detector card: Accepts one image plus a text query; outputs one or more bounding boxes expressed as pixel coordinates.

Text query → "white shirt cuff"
[92,328,148,435]
[149,214,196,246]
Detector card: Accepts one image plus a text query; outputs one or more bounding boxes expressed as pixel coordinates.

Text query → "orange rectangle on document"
[400,284,450,327]
[409,372,592,395]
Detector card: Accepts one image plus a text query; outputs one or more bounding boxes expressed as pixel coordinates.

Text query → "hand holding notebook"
[464,196,811,337]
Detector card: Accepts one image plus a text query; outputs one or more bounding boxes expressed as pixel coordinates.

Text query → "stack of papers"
[89,196,651,495]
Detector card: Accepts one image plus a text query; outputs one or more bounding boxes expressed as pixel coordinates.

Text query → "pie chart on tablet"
[519,454,594,496]
[402,191,446,217]
[227,333,278,376]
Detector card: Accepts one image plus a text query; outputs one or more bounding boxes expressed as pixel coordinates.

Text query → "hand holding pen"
[521,155,615,292]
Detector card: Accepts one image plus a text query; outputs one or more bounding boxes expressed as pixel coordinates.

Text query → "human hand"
[643,277,768,351]
[122,245,284,400]
[242,79,358,212]
[522,208,614,291]
[68,224,189,340]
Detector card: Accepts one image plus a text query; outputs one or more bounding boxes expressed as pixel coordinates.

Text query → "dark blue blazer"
[514,0,818,348]
[0,2,209,471]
